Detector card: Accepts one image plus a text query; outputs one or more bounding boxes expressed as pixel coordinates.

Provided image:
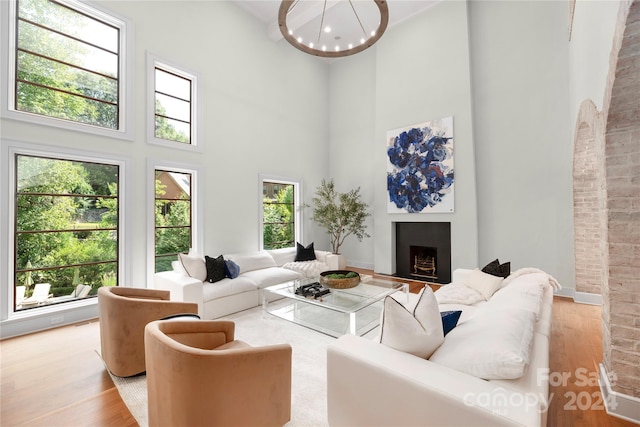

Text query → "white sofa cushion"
[464,268,504,300]
[491,332,550,402]
[429,307,537,380]
[240,267,301,288]
[489,276,546,320]
[380,286,444,359]
[202,276,258,301]
[267,247,297,266]
[437,302,481,326]
[267,247,333,266]
[225,251,277,273]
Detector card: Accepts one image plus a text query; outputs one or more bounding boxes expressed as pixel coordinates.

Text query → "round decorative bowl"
[319,270,361,289]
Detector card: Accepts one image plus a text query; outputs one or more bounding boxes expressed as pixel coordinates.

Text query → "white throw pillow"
[178,253,207,282]
[465,268,504,300]
[380,286,444,359]
[429,307,537,380]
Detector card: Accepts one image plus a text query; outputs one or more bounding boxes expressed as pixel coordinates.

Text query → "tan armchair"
[98,286,198,377]
[145,319,292,427]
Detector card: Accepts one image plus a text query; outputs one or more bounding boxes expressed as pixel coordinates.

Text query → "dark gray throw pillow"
[498,261,511,278]
[481,258,510,278]
[205,255,226,283]
[295,242,316,262]
[481,259,501,276]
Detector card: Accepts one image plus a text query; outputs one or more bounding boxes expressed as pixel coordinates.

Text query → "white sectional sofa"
[327,268,560,427]
[154,247,340,319]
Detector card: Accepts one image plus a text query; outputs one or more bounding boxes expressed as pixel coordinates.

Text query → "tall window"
[14,154,119,311]
[262,180,297,250]
[147,54,198,148]
[14,0,120,127]
[154,169,192,272]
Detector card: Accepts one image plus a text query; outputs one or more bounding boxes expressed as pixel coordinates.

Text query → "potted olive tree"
[306,179,370,266]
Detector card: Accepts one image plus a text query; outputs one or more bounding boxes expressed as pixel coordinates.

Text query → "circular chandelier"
[278,0,389,58]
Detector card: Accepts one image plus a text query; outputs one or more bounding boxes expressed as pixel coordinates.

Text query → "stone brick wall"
[573,0,639,400]
[601,0,640,399]
[573,106,604,295]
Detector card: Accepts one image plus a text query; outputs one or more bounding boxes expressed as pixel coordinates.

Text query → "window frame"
[2,140,130,323]
[259,174,302,251]
[146,52,201,151]
[147,159,202,287]
[0,0,134,140]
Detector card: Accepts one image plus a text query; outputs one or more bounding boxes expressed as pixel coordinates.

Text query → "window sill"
[0,110,134,141]
[1,298,99,339]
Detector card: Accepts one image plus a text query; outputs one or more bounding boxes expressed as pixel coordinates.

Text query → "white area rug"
[106,307,379,426]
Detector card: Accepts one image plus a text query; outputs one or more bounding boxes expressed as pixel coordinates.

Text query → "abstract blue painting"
[387,117,454,213]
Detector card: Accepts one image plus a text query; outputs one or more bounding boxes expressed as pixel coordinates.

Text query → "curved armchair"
[145,319,292,427]
[98,286,198,377]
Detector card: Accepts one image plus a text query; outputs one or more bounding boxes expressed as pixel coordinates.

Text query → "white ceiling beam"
[267,0,343,41]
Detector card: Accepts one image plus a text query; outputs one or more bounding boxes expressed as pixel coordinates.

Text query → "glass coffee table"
[262,276,408,338]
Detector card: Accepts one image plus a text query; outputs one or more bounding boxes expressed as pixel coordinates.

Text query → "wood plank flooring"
[0,319,137,426]
[0,273,636,426]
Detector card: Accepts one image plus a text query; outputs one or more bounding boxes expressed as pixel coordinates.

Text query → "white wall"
[328,49,377,268]
[373,0,478,275]
[468,0,573,288]
[569,0,621,132]
[0,0,329,336]
[328,1,480,275]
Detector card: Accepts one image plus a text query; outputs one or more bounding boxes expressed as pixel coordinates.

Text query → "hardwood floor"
[0,274,636,426]
[547,297,636,427]
[0,318,136,426]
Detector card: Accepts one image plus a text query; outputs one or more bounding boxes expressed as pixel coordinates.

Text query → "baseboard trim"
[553,287,575,299]
[0,300,98,339]
[552,287,602,306]
[574,291,603,305]
[599,363,640,424]
[346,260,374,270]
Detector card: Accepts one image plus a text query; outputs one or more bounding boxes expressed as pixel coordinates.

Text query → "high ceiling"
[233,0,440,57]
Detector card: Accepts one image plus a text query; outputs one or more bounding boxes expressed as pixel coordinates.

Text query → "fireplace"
[395,222,451,284]
[410,245,437,280]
